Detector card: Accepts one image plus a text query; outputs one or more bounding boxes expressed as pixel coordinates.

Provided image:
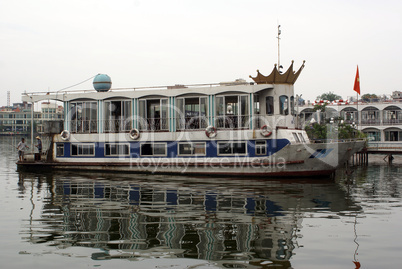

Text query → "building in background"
[298,93,402,142]
[0,102,63,135]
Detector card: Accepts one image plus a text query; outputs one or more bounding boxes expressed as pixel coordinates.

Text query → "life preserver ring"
[129,128,140,140]
[260,125,272,137]
[60,130,70,141]
[205,126,217,138]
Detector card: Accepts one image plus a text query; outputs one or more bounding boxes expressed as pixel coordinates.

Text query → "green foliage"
[313,102,328,112]
[305,123,327,140]
[361,93,379,102]
[305,122,366,140]
[316,91,342,102]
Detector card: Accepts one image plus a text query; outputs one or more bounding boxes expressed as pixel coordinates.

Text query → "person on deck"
[35,136,42,154]
[16,138,29,162]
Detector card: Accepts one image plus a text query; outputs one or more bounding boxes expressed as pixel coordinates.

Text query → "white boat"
[18,61,365,177]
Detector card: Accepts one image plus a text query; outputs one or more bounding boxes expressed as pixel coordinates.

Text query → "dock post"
[388,154,394,165]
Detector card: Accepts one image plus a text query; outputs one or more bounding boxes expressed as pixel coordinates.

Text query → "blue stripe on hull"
[59,139,290,159]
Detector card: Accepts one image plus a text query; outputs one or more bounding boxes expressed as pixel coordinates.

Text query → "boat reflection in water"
[18,172,360,268]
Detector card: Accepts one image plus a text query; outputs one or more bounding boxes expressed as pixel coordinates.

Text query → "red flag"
[353,66,360,95]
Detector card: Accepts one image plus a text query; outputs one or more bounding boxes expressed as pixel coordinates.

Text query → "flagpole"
[356,91,359,130]
[353,65,360,131]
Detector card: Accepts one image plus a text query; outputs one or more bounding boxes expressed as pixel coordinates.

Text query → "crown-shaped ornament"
[250,60,305,85]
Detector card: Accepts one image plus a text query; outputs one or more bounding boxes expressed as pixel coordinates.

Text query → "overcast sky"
[1,0,401,106]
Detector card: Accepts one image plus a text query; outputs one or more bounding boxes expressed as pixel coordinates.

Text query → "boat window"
[176,97,209,130]
[71,143,95,156]
[200,97,208,127]
[138,99,168,131]
[104,100,132,132]
[255,140,266,155]
[176,98,185,130]
[178,142,206,156]
[56,143,64,157]
[240,96,249,128]
[266,96,274,115]
[218,141,247,155]
[148,100,161,130]
[292,132,300,143]
[298,133,306,143]
[140,143,167,156]
[138,99,146,129]
[254,94,261,128]
[161,99,168,130]
[215,96,224,117]
[154,143,166,155]
[279,95,289,115]
[68,101,98,133]
[105,143,130,156]
[215,95,249,129]
[290,96,295,115]
[254,94,260,114]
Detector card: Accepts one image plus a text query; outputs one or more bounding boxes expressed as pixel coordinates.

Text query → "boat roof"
[22,82,274,103]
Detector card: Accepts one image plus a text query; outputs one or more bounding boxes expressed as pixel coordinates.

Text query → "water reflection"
[17,172,362,268]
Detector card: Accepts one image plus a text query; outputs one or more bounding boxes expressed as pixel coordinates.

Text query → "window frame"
[104,143,130,156]
[217,141,247,156]
[56,143,64,157]
[266,96,274,115]
[279,95,289,115]
[71,143,95,156]
[298,133,306,143]
[140,143,167,156]
[177,142,207,156]
[255,140,267,155]
[292,132,301,143]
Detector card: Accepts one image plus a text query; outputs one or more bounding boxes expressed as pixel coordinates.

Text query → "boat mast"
[277,24,281,71]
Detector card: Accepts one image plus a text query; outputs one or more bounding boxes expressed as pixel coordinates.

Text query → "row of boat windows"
[70,96,295,119]
[56,141,268,157]
[68,95,294,132]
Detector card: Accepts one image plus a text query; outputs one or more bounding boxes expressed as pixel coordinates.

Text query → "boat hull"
[17,139,365,178]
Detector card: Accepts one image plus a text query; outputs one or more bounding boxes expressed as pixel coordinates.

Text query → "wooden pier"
[353,142,402,165]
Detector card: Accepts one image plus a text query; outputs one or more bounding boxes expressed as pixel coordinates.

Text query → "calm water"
[1,136,402,269]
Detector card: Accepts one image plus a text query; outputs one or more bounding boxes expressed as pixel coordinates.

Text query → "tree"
[316,91,342,101]
[305,121,366,140]
[361,93,379,102]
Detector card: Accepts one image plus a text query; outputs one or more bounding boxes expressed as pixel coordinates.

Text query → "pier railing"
[366,142,402,151]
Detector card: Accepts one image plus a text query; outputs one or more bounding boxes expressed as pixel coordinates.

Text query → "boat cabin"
[22,62,305,137]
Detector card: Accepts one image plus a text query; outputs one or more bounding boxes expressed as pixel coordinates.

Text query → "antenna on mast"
[277,24,282,73]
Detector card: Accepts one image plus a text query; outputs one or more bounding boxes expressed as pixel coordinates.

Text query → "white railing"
[176,116,209,130]
[67,115,257,133]
[215,115,250,129]
[367,142,402,150]
[69,120,98,133]
[139,118,169,131]
[104,119,132,133]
